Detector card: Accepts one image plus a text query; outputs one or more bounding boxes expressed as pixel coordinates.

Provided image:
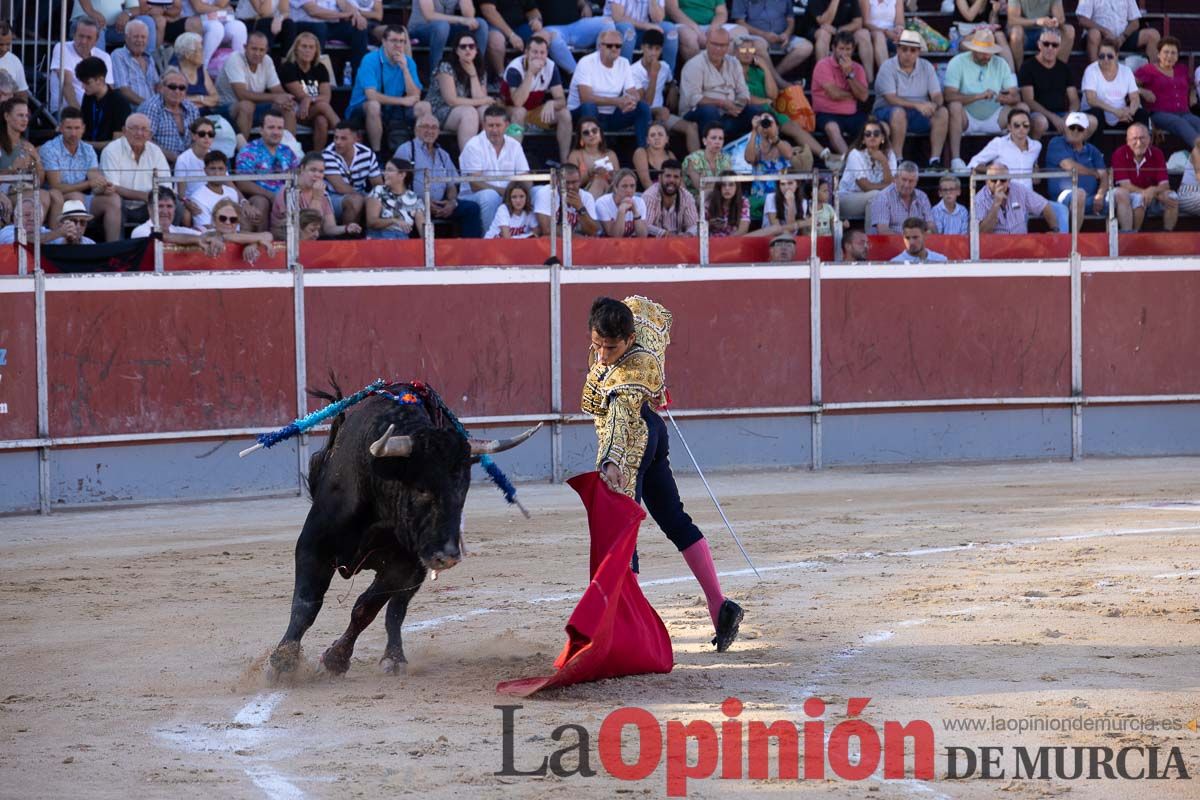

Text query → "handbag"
[774,85,816,133]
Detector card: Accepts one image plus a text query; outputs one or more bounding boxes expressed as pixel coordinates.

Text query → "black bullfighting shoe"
[712,599,745,652]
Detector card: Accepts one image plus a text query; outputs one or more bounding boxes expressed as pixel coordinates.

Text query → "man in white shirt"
[533,163,599,237]
[890,217,948,262]
[49,18,114,112]
[567,28,652,146]
[0,21,29,99]
[99,113,171,225]
[1077,0,1159,64]
[459,105,530,235]
[131,187,224,254]
[217,31,297,136]
[630,28,699,152]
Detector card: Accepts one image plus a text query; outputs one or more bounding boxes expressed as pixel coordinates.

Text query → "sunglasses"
[601,43,621,49]
[863,129,883,137]
[1067,124,1085,131]
[457,42,476,50]
[1098,52,1116,60]
[165,83,187,91]
[216,214,239,223]
[1039,41,1059,48]
[738,46,756,52]
[194,129,215,137]
[1010,121,1030,128]
[582,128,599,135]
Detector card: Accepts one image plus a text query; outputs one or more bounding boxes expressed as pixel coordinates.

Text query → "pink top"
[812,56,866,115]
[1134,62,1191,114]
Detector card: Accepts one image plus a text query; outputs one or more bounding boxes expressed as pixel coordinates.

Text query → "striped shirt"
[868,183,934,233]
[323,142,382,195]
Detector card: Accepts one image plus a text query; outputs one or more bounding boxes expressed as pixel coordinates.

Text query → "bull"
[269,382,539,676]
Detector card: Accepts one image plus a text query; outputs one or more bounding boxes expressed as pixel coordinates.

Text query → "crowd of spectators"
[0,1,1198,263]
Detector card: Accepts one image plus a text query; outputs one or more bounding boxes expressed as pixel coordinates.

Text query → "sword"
[662,406,761,579]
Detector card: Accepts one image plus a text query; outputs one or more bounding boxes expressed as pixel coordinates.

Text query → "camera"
[759,117,774,129]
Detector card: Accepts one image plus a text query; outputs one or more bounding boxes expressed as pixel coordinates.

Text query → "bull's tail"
[305,374,346,498]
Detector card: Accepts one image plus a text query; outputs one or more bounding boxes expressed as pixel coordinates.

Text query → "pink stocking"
[681,539,724,627]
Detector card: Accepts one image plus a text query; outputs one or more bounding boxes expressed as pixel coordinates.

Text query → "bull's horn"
[468,423,543,455]
[369,424,414,458]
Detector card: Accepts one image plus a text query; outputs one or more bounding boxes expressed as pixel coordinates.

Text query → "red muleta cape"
[496,472,674,696]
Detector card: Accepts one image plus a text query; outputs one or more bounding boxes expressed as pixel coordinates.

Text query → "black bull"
[269,387,539,675]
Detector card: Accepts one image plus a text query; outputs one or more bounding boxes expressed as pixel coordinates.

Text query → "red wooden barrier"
[0,287,38,440]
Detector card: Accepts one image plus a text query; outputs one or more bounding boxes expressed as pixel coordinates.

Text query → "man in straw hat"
[943,27,1025,174]
[873,28,948,170]
[54,199,96,244]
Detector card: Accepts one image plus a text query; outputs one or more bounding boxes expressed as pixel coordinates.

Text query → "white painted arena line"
[1153,569,1200,578]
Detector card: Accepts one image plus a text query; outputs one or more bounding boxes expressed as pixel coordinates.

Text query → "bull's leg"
[320,573,393,675]
[380,564,426,675]
[270,514,336,673]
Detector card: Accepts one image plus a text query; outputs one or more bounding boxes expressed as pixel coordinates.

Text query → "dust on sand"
[1,457,1198,798]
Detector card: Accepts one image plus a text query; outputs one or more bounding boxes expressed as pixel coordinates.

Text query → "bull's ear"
[370,424,415,458]
[467,423,543,456]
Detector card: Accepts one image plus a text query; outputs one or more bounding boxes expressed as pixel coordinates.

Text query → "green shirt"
[679,0,722,25]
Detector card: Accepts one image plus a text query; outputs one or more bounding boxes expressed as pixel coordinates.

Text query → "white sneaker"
[822,149,845,171]
[951,158,970,174]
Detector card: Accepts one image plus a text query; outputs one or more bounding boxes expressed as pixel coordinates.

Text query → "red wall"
[0,289,38,440]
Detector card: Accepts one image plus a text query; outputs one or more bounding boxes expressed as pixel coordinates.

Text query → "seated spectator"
[606,0,676,71]
[138,68,201,165]
[323,120,383,227]
[732,0,812,84]
[568,117,622,199]
[841,225,870,261]
[171,1,248,69]
[235,110,300,223]
[1112,122,1177,232]
[291,0,370,57]
[595,168,649,238]
[1081,37,1145,134]
[484,180,538,238]
[1045,112,1120,231]
[950,0,1015,71]
[680,27,762,141]
[346,25,425,154]
[235,0,298,51]
[78,57,132,147]
[72,0,157,52]
[631,29,700,156]
[567,29,651,146]
[837,118,896,223]
[861,0,904,85]
[184,150,252,229]
[890,216,947,262]
[945,29,1023,173]
[40,108,122,242]
[874,29,948,171]
[479,1,571,80]
[351,0,384,44]
[1135,37,1200,150]
[768,232,796,261]
[53,199,97,244]
[1077,0,1159,64]
[365,157,424,239]
[271,151,362,239]
[1178,142,1200,218]
[209,196,278,264]
[99,113,170,225]
[812,31,870,160]
[459,105,529,235]
[501,35,572,163]
[299,207,324,239]
[667,0,748,65]
[633,121,679,191]
[541,1,616,74]
[280,32,339,150]
[427,31,494,152]
[974,162,1057,233]
[111,19,160,109]
[641,159,698,237]
[968,109,1041,186]
[932,174,968,234]
[811,178,843,235]
[532,162,600,237]
[131,187,223,256]
[868,160,933,234]
[217,31,296,136]
[394,113,483,238]
[50,18,113,112]
[1020,27,1089,140]
[761,174,811,238]
[1006,0,1074,70]
[1,98,58,223]
[408,0,490,74]
[706,169,751,237]
[682,121,731,197]
[0,72,16,106]
[0,21,29,101]
[737,35,830,166]
[744,110,794,219]
[171,31,220,111]
[809,0,875,78]
[0,196,54,245]
[174,117,217,200]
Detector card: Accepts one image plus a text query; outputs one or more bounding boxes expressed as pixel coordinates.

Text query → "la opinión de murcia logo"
[496,698,1191,795]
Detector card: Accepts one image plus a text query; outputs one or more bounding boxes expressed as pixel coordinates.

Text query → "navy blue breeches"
[631,403,704,572]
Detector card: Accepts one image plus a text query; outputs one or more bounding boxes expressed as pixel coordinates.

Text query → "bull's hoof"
[269,642,301,674]
[320,644,352,675]
[379,655,407,676]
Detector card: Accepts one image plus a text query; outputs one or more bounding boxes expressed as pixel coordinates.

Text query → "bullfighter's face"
[591,330,636,366]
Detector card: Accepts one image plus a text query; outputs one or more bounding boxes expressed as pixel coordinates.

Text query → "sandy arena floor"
[1,457,1198,799]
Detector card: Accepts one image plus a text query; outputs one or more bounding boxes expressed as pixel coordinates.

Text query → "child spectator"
[485,180,538,238]
[932,174,968,234]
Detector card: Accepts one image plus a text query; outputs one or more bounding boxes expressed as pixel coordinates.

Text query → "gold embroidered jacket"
[580,297,672,497]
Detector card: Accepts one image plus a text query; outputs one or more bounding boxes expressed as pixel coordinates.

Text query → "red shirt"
[1134,62,1191,113]
[1111,144,1167,189]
